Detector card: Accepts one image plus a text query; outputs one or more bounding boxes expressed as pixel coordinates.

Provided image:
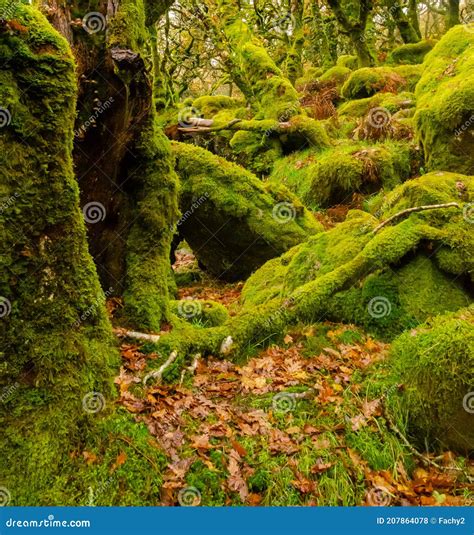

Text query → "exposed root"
[373,203,459,233]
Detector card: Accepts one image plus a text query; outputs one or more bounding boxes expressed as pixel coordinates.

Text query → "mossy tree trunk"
[39,0,179,331]
[386,0,421,43]
[309,0,336,68]
[326,0,376,67]
[0,4,117,504]
[205,0,301,120]
[446,0,461,28]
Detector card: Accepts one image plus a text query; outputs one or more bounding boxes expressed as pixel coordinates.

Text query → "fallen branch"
[113,328,161,343]
[373,202,459,233]
[143,351,178,385]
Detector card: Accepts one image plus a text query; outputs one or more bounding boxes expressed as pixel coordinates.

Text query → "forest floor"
[110,250,474,506]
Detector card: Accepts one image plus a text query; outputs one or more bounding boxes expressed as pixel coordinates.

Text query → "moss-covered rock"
[170,299,229,326]
[414,25,474,174]
[319,65,352,88]
[241,172,473,339]
[338,92,415,119]
[342,65,422,100]
[388,40,436,65]
[269,141,414,208]
[172,142,322,280]
[0,4,118,504]
[389,306,474,453]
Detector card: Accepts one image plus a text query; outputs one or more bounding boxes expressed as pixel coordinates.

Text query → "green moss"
[192,95,243,117]
[0,4,118,505]
[171,142,322,280]
[269,141,413,209]
[389,306,474,452]
[414,25,474,174]
[342,66,421,100]
[170,299,229,327]
[336,54,358,70]
[319,65,352,87]
[122,116,179,331]
[240,172,473,341]
[388,40,436,65]
[338,92,415,119]
[295,66,325,88]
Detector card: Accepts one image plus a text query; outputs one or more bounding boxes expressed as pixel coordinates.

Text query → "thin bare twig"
[373,202,459,233]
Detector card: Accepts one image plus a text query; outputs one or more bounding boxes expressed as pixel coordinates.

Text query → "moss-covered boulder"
[0,5,117,504]
[241,172,473,339]
[172,142,322,280]
[338,92,415,119]
[414,25,474,174]
[342,65,423,100]
[269,141,414,209]
[170,299,229,326]
[388,40,436,65]
[389,307,474,453]
[319,65,352,88]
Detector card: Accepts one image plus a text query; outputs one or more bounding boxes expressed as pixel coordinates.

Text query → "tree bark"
[40,0,179,331]
[326,0,376,67]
